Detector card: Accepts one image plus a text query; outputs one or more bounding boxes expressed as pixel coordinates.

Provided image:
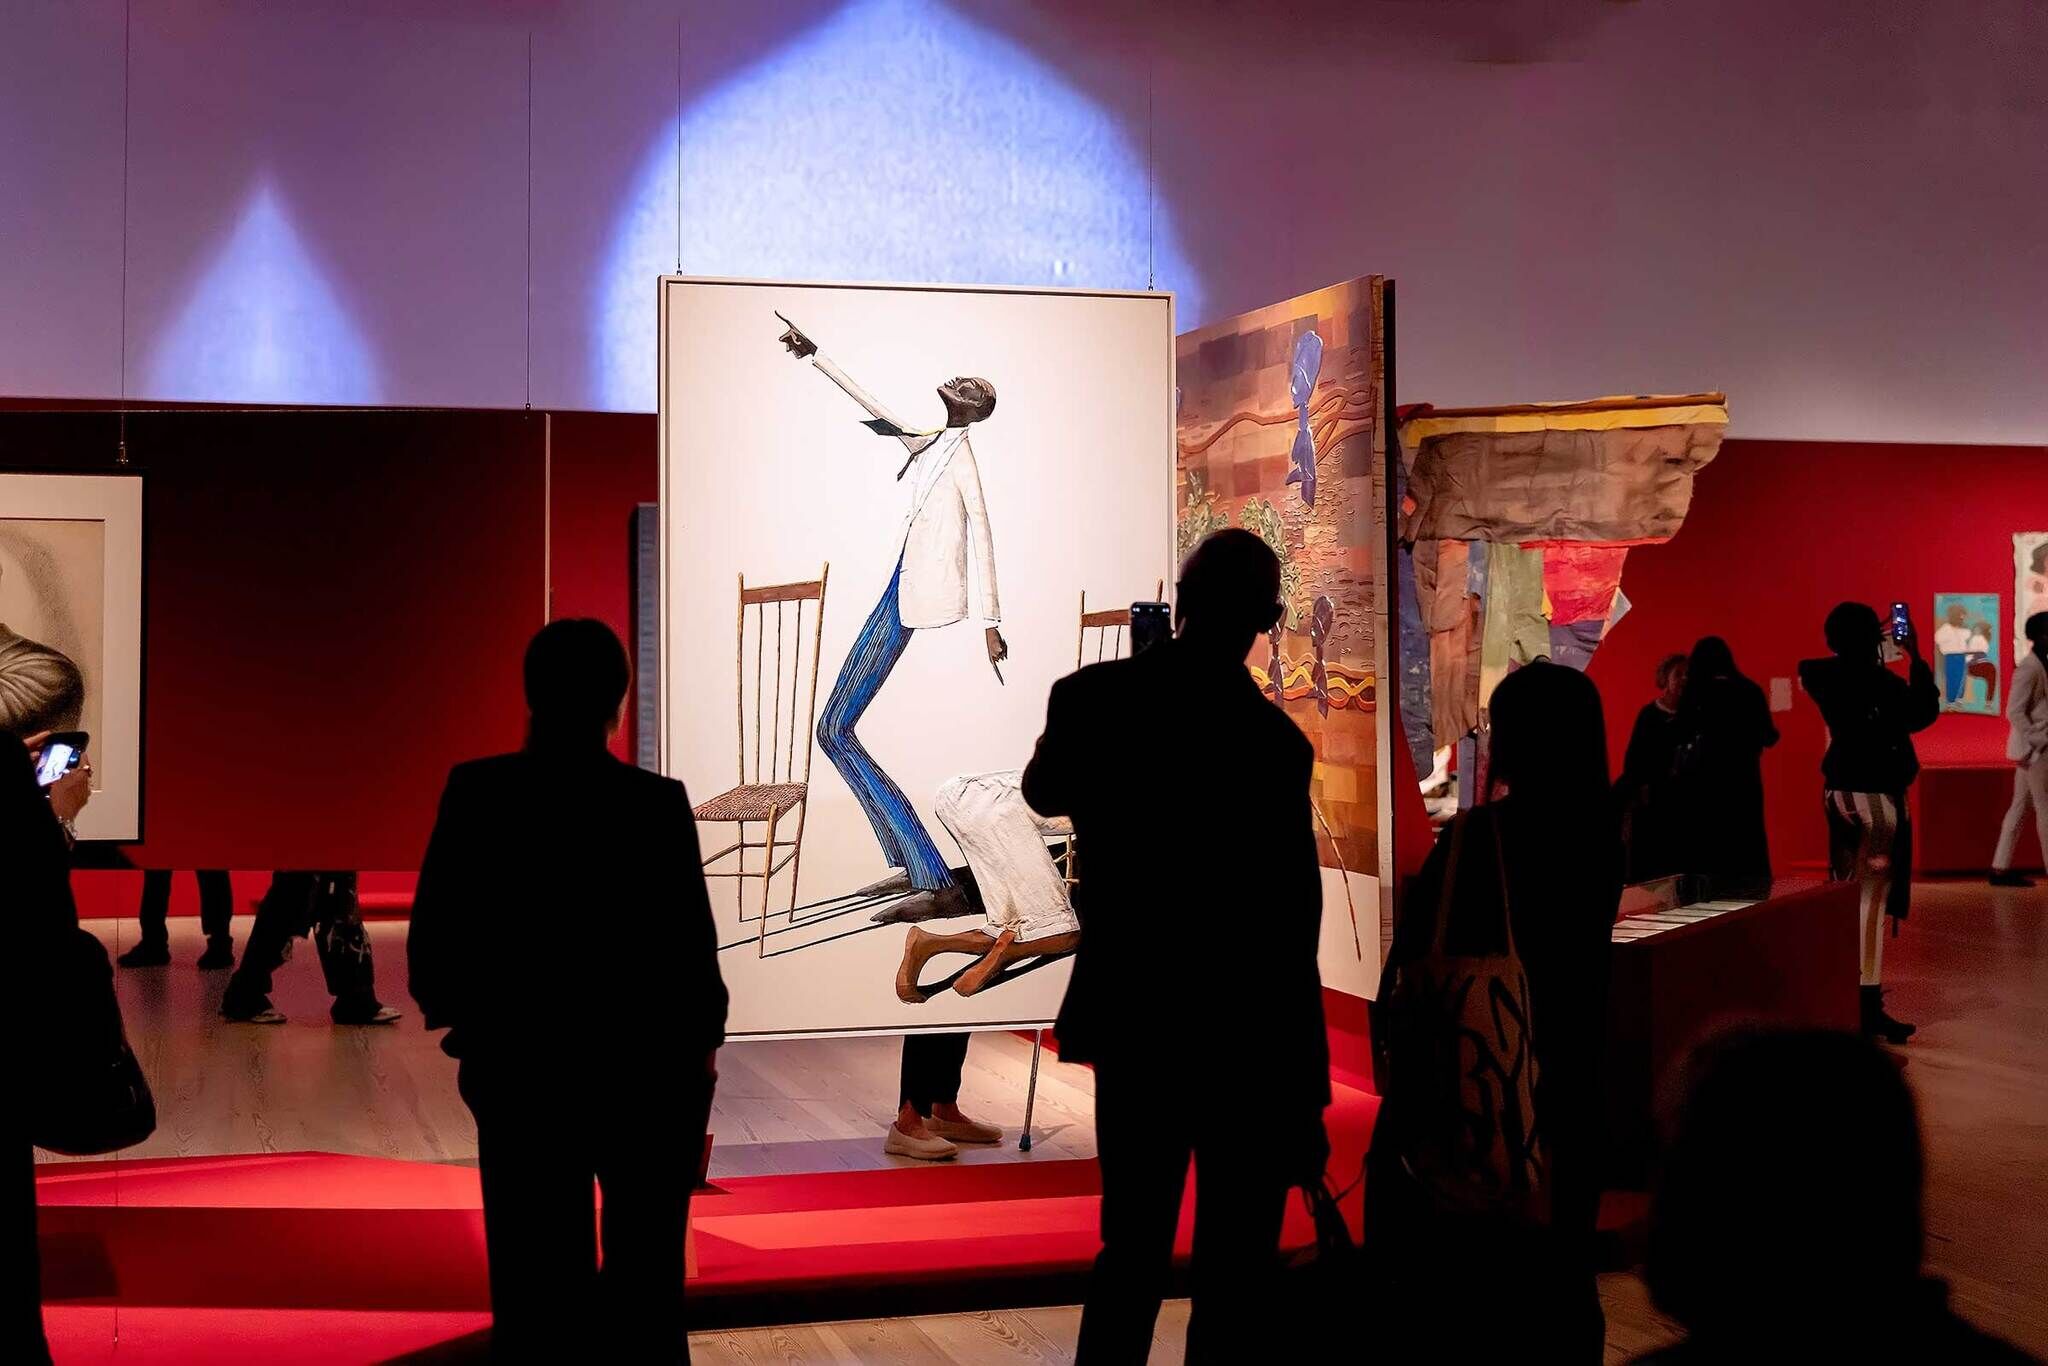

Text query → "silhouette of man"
[408,619,727,1362]
[1023,529,1329,1364]
[777,313,1007,902]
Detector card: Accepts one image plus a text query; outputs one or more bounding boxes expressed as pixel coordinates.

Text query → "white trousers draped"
[934,770,1079,942]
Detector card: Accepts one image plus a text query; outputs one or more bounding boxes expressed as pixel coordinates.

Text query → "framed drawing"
[660,277,1174,1038]
[2018,533,2048,659]
[0,472,144,840]
[1931,592,1999,715]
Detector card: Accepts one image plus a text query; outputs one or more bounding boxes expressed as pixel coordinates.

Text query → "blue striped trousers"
[817,566,954,891]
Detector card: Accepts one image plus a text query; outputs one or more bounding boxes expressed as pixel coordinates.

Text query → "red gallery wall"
[1586,438,2048,873]
[20,414,2039,910]
[1,407,546,872]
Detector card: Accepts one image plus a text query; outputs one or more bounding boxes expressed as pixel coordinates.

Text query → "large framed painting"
[0,472,144,840]
[2018,533,2048,660]
[661,277,1174,1038]
[1174,276,1388,992]
[1932,592,1999,716]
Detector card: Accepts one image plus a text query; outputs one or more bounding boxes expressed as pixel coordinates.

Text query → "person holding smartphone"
[20,729,92,841]
[1798,602,1940,1043]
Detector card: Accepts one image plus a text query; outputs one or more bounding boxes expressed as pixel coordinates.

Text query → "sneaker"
[928,1115,1004,1145]
[116,941,171,968]
[1988,869,2036,888]
[196,938,236,970]
[883,1124,958,1161]
[222,1004,286,1024]
[332,1005,402,1026]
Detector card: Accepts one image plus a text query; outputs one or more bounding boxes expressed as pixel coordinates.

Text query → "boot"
[117,939,171,968]
[1861,985,1916,1045]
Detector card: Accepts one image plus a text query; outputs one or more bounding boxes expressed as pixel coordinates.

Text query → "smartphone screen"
[1130,601,1171,655]
[1889,601,1911,641]
[36,742,79,787]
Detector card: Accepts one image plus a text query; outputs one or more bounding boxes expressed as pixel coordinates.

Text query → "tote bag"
[1373,808,1547,1224]
[33,925,157,1156]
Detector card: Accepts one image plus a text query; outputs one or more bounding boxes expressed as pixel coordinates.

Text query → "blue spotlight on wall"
[147,183,381,405]
[595,0,1199,412]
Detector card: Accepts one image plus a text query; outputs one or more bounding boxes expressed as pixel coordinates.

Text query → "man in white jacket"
[778,313,1007,896]
[1990,610,2048,887]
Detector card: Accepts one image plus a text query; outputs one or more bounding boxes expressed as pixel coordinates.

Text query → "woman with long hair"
[4,731,81,1365]
[1370,660,1623,1361]
[1673,635,1779,899]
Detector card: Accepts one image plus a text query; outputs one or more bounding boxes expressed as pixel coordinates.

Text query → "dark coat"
[1673,673,1779,893]
[1797,653,1941,794]
[407,745,727,1066]
[1021,638,1329,1114]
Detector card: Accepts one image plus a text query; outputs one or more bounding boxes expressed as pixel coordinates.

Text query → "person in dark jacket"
[408,620,727,1362]
[1618,652,1689,881]
[1637,1028,2035,1365]
[1022,529,1327,1364]
[1672,636,1778,898]
[1798,603,1940,1044]
[1368,659,1623,1363]
[6,731,83,1366]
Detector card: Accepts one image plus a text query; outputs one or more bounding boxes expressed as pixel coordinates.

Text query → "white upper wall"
[1,0,2042,442]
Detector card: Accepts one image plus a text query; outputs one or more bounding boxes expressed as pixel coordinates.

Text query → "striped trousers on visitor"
[1824,789,1913,987]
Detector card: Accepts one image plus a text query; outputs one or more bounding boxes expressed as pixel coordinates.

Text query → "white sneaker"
[883,1124,958,1161]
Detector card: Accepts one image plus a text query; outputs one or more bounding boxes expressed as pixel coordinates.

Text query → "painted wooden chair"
[693,566,829,931]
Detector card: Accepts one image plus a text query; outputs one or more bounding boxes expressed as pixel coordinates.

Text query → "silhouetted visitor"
[1022,529,1328,1365]
[1638,1028,2035,1364]
[118,869,235,970]
[219,871,398,1025]
[1672,636,1778,898]
[1369,658,1622,1363]
[408,618,726,1362]
[889,1032,1002,1160]
[7,731,83,1365]
[1799,603,1939,1043]
[1989,611,2048,888]
[1618,651,1689,882]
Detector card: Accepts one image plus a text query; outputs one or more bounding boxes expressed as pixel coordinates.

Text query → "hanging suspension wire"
[118,0,133,464]
[525,28,534,411]
[1146,48,1156,293]
[684,1,692,274]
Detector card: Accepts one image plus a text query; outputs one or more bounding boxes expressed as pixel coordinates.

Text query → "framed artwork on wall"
[1931,592,1999,715]
[2018,533,2048,659]
[0,472,144,840]
[661,276,1174,1038]
[1174,276,1388,991]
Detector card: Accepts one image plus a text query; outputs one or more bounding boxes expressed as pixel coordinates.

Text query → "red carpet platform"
[41,1074,1377,1362]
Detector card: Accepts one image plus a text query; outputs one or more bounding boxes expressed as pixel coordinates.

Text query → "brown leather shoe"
[895,926,1002,1004]
[953,929,1080,997]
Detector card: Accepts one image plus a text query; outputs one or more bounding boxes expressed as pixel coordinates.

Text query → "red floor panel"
[39,1077,1377,1359]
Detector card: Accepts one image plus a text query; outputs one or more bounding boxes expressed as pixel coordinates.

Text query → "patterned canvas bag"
[1374,808,1548,1224]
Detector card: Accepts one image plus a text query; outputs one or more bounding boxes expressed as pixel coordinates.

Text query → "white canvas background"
[661,278,1175,1037]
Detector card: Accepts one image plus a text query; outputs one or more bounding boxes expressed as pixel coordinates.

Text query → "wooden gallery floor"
[49,880,2048,1363]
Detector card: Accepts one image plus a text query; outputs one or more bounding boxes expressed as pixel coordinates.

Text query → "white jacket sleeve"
[809,353,936,456]
[955,440,1000,623]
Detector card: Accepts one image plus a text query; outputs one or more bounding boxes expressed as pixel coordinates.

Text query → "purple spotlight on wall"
[146,184,380,405]
[594,0,1200,412]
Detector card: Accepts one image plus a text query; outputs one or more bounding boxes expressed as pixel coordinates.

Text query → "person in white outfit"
[1990,611,2048,888]
[778,312,1006,902]
[893,770,1081,1004]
